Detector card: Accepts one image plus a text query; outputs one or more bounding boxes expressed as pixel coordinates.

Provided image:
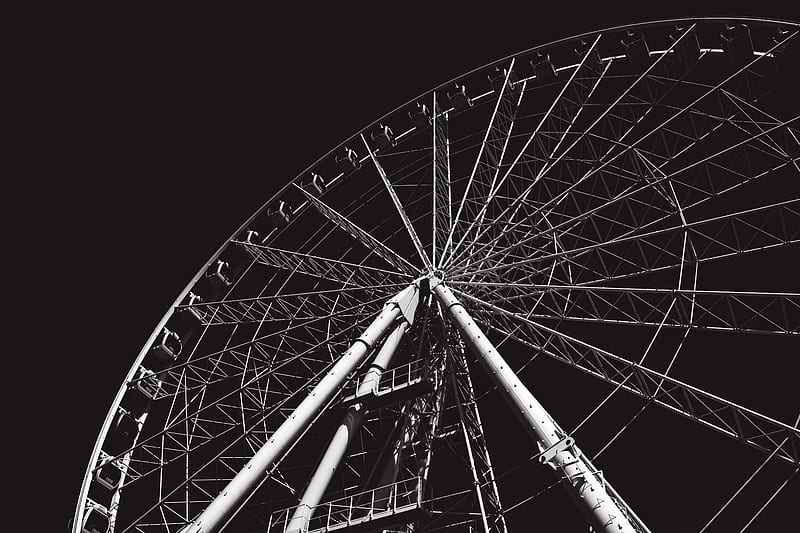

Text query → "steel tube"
[180,284,419,533]
[285,321,408,533]
[433,279,645,533]
[447,365,491,533]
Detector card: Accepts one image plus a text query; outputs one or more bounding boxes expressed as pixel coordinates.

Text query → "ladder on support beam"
[339,358,433,409]
[267,477,427,533]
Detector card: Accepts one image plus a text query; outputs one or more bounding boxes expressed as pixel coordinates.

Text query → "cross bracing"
[75,20,800,533]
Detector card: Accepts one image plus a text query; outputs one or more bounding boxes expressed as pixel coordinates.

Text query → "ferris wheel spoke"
[505,33,604,179]
[117,358,336,533]
[452,191,799,286]
[526,140,794,282]
[511,34,701,229]
[76,20,800,533]
[151,282,424,532]
[140,304,381,426]
[361,133,433,270]
[446,161,660,275]
[125,385,319,500]
[446,29,702,271]
[689,89,794,159]
[475,217,791,294]
[116,314,376,505]
[175,286,400,326]
[444,58,526,265]
[127,372,325,490]
[541,25,700,171]
[445,36,606,271]
[456,283,800,336]
[158,310,379,403]
[739,466,800,531]
[432,92,453,268]
[532,31,798,219]
[697,414,800,531]
[168,291,382,367]
[449,107,797,277]
[236,239,410,287]
[454,35,798,272]
[296,185,418,274]
[458,291,800,466]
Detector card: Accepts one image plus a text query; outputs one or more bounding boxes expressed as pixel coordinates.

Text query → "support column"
[447,365,491,533]
[286,321,409,533]
[432,279,647,533]
[180,283,420,533]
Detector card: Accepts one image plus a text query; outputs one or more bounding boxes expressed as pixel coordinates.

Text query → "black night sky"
[14,4,799,532]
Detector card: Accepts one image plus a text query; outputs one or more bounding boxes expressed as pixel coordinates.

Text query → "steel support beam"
[432,278,648,533]
[285,321,409,533]
[448,364,492,533]
[180,283,420,533]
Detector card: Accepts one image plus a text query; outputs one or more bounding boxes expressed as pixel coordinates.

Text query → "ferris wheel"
[72,17,800,533]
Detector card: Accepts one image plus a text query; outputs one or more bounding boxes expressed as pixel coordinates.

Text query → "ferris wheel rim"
[74,16,800,532]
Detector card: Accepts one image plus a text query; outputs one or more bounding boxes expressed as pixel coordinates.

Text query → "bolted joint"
[539,435,576,466]
[386,281,421,325]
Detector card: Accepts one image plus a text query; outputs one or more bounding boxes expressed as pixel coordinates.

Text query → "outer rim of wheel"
[74,16,800,531]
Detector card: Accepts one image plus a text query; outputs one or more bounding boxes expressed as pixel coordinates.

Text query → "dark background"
[13,4,797,532]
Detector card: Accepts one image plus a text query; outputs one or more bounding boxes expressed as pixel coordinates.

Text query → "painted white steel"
[180,284,419,533]
[432,279,642,533]
[285,321,408,533]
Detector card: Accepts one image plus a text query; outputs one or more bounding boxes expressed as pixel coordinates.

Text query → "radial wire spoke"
[296,184,418,274]
[455,288,800,465]
[451,196,799,282]
[361,132,433,270]
[451,283,800,335]
[449,117,798,276]
[445,26,701,269]
[445,35,605,267]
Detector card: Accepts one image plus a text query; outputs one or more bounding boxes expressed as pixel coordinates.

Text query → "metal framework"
[74,18,800,533]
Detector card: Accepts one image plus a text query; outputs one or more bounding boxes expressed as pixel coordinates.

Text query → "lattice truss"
[81,21,800,533]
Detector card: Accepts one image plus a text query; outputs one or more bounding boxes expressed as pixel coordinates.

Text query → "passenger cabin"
[409,102,431,129]
[721,24,754,65]
[103,408,139,455]
[121,367,161,418]
[621,31,650,67]
[143,328,182,372]
[447,83,472,111]
[205,259,232,290]
[94,458,123,491]
[488,66,517,93]
[531,52,557,83]
[75,501,110,533]
[267,200,294,228]
[241,229,261,245]
[301,172,326,197]
[371,124,396,150]
[669,25,701,65]
[336,147,361,173]
[575,40,602,71]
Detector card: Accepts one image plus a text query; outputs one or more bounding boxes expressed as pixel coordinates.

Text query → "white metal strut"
[285,320,409,533]
[179,283,420,533]
[432,278,649,533]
